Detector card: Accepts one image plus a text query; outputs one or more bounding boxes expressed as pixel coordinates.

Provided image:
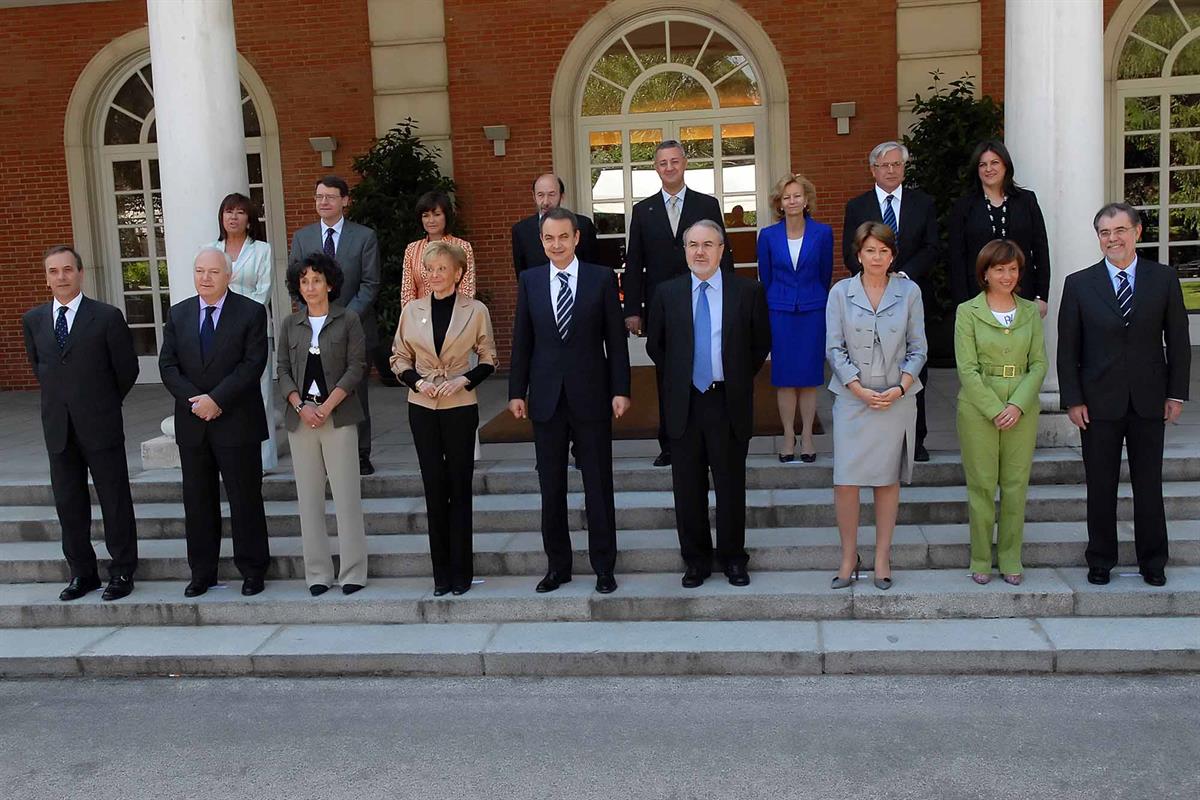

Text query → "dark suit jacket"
[22,296,138,454]
[841,187,940,281]
[623,188,734,319]
[756,218,834,312]
[508,261,631,423]
[159,291,269,447]
[512,212,599,278]
[289,219,381,345]
[1058,258,1190,419]
[948,188,1051,303]
[646,272,771,442]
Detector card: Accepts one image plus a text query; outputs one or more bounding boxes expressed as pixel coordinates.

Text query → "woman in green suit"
[955,239,1047,585]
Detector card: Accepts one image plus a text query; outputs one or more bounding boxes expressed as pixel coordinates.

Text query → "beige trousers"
[287,420,368,587]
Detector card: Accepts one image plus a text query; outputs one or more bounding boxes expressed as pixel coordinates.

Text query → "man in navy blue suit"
[509,207,631,594]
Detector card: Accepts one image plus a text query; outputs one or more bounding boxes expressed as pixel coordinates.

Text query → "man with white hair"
[841,141,940,461]
[159,246,272,598]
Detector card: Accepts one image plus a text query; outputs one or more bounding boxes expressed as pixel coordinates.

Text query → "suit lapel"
[720,274,737,375]
[62,297,95,357]
[204,293,237,367]
[1089,261,1123,319]
[440,296,474,354]
[646,194,675,241]
[335,222,353,257]
[875,276,905,315]
[33,303,57,355]
[846,274,875,313]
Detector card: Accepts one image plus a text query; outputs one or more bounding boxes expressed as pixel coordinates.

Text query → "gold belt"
[981,364,1023,378]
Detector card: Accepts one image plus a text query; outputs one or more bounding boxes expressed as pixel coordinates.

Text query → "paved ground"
[0,675,1196,799]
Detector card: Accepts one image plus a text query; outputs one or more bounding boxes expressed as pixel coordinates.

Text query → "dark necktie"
[323,228,336,259]
[555,272,573,340]
[882,194,898,236]
[1116,270,1132,326]
[200,305,216,359]
[55,306,68,350]
[693,281,713,391]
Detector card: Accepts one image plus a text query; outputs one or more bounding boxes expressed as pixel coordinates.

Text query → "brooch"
[309,346,321,355]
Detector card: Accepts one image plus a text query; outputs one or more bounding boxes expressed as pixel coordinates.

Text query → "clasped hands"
[993,403,1023,430]
[418,376,469,400]
[188,394,222,422]
[852,383,902,410]
[509,396,632,420]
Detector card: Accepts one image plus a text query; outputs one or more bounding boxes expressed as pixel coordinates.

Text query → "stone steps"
[3,616,1198,677]
[3,521,1200,583]
[3,480,1200,542]
[3,568,1197,628]
[1,448,1196,506]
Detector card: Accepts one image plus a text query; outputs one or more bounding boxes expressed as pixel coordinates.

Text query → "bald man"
[512,173,599,278]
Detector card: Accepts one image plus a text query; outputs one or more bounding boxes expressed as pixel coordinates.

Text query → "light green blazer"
[954,293,1047,420]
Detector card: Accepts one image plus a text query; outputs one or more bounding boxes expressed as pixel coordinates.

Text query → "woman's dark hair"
[975,238,1026,290]
[969,139,1019,196]
[853,221,898,261]
[415,189,456,233]
[217,193,266,242]
[286,252,344,301]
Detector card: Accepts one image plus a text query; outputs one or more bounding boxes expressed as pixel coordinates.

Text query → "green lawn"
[1184,281,1200,312]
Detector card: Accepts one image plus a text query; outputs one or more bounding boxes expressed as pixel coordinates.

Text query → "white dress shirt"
[875,183,904,230]
[690,268,724,382]
[198,291,229,332]
[662,186,688,208]
[549,257,579,310]
[1105,256,1137,293]
[321,217,346,254]
[51,292,83,333]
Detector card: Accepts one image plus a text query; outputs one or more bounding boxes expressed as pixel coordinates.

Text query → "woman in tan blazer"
[277,253,368,596]
[399,190,476,306]
[391,240,498,595]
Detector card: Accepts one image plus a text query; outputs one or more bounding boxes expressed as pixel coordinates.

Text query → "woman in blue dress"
[757,173,833,462]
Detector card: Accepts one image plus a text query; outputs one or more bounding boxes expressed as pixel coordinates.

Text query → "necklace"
[986,195,1008,238]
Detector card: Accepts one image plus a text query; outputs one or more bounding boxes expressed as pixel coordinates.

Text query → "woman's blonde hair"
[422,240,468,285]
[768,173,816,221]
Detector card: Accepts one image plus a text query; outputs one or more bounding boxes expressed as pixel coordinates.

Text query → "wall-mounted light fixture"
[309,136,338,168]
[483,125,510,157]
[830,102,856,136]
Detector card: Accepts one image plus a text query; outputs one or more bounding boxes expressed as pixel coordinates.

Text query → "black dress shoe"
[101,575,134,601]
[1141,571,1167,587]
[914,444,930,462]
[595,573,617,594]
[359,456,375,476]
[681,567,709,588]
[59,575,101,602]
[799,452,817,463]
[1086,567,1111,585]
[725,564,751,587]
[241,577,265,596]
[433,585,451,597]
[778,453,796,463]
[535,571,572,593]
[342,583,364,595]
[451,583,471,596]
[653,451,671,467]
[309,584,329,597]
[184,577,218,598]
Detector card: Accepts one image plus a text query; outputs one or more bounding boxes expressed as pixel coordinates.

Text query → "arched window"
[100,58,271,380]
[577,15,766,269]
[1114,0,1200,312]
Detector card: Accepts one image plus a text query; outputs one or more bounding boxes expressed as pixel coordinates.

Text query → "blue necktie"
[882,194,898,236]
[55,306,68,350]
[200,305,216,359]
[1116,270,1132,327]
[693,281,712,392]
[555,272,573,340]
[323,228,336,259]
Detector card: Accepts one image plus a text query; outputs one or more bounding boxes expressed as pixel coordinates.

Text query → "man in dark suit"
[841,141,941,461]
[647,220,771,588]
[1059,202,1190,587]
[512,173,599,278]
[22,245,139,601]
[623,140,734,466]
[509,207,631,594]
[288,175,381,475]
[159,247,271,598]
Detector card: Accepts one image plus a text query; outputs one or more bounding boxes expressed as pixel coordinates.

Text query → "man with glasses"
[1059,202,1190,588]
[841,141,940,461]
[288,176,381,475]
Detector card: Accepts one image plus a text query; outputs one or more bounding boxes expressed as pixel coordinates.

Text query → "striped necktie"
[882,195,898,236]
[1116,270,1132,326]
[555,271,573,340]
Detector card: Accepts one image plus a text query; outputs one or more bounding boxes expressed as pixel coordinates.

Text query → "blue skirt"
[769,307,825,388]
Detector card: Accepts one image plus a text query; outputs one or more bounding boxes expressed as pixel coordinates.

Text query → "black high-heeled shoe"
[831,554,861,589]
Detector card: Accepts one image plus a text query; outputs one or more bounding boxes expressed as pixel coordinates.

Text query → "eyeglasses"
[314,193,343,202]
[1098,226,1135,239]
[686,241,722,251]
[873,161,904,171]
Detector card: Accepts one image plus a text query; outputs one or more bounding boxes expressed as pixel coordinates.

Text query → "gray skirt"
[831,391,917,486]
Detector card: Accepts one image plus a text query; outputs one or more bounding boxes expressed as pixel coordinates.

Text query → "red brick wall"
[0,0,376,389]
[980,0,1004,102]
[443,0,900,362]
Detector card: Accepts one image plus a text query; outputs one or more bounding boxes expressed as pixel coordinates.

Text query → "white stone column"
[148,0,248,304]
[1004,0,1104,446]
[144,0,248,469]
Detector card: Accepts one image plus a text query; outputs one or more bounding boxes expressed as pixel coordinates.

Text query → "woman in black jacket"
[948,139,1051,317]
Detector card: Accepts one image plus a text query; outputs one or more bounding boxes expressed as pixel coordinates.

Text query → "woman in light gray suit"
[826,222,928,591]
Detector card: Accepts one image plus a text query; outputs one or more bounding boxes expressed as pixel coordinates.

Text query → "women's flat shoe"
[432,585,450,597]
[1002,573,1023,586]
[799,452,816,463]
[342,583,365,595]
[971,572,991,585]
[309,584,329,597]
[778,453,796,463]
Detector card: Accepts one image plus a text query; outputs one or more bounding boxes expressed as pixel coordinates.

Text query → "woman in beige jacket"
[391,240,498,595]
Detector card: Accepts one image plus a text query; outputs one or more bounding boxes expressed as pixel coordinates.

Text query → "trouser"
[178,439,270,581]
[357,373,372,460]
[915,363,929,446]
[287,419,367,587]
[409,403,478,588]
[1081,405,1168,573]
[48,418,138,579]
[655,363,670,455]
[670,386,750,572]
[957,403,1038,574]
[533,389,618,576]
